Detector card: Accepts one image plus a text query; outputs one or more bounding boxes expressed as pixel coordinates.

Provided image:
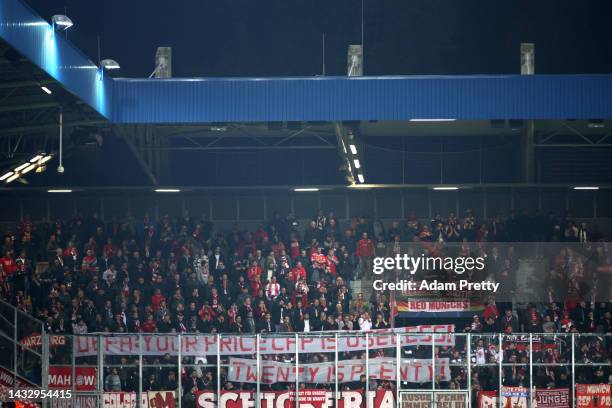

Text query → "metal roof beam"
[0,120,107,135]
[0,102,58,113]
[0,79,53,89]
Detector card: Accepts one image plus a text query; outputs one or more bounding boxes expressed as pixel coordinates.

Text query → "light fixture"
[40,86,52,95]
[21,164,38,175]
[4,153,54,184]
[587,119,604,129]
[0,172,14,181]
[433,186,459,191]
[100,59,120,70]
[573,186,599,190]
[48,189,72,193]
[5,173,20,183]
[51,15,73,30]
[14,163,30,172]
[409,119,456,122]
[294,188,319,192]
[353,159,361,169]
[155,188,181,193]
[349,144,357,154]
[357,174,365,183]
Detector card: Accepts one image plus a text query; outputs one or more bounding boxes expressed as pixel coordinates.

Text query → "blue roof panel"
[2,0,612,124]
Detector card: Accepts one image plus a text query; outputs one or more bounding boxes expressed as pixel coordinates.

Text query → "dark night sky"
[24,0,612,78]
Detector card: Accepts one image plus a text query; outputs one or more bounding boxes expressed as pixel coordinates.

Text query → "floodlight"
[51,15,73,30]
[5,173,20,183]
[0,172,14,181]
[21,163,38,175]
[100,59,120,70]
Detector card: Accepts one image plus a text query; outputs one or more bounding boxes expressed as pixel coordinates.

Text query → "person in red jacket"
[289,237,300,260]
[142,315,157,333]
[0,251,16,276]
[289,261,306,283]
[356,232,374,278]
[247,260,262,283]
[151,288,166,313]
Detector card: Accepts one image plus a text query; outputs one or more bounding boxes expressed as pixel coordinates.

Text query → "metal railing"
[22,331,611,408]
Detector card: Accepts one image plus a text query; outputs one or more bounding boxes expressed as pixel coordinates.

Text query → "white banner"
[227,357,451,384]
[74,325,454,357]
[103,393,148,408]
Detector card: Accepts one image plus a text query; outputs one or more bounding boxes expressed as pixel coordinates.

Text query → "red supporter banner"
[0,366,36,388]
[196,389,395,408]
[535,388,570,408]
[576,384,612,407]
[227,357,450,384]
[146,391,177,408]
[478,387,528,408]
[401,301,471,313]
[101,392,173,408]
[20,333,67,349]
[502,334,556,352]
[74,325,454,357]
[48,366,97,391]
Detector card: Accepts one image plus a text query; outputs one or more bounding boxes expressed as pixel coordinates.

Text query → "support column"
[521,43,535,184]
[523,120,536,183]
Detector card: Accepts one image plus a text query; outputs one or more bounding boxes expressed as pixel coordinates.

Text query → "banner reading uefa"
[74,325,454,357]
[196,389,395,408]
[227,357,450,384]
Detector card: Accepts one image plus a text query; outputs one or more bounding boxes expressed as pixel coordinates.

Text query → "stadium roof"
[2,0,612,190]
[2,0,612,124]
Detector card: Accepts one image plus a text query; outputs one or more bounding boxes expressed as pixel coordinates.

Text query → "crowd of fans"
[0,207,609,399]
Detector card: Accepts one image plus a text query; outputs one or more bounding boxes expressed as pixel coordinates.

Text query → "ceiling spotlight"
[349,144,357,155]
[294,188,319,192]
[30,154,44,163]
[587,119,604,129]
[14,163,30,172]
[100,59,120,70]
[357,174,365,183]
[48,189,72,193]
[40,155,53,164]
[40,86,52,95]
[51,15,73,30]
[573,186,599,190]
[353,159,361,169]
[433,186,459,191]
[0,172,14,181]
[21,164,38,175]
[5,173,20,183]
[154,188,181,193]
[409,119,456,122]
